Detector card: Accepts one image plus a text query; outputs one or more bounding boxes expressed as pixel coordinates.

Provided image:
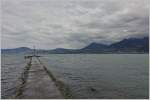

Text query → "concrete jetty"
[16,57,63,99]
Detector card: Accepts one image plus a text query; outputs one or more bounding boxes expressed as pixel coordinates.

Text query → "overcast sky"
[2,0,149,49]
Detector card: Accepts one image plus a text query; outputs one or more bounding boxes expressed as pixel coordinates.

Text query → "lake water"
[1,54,149,99]
[1,54,27,98]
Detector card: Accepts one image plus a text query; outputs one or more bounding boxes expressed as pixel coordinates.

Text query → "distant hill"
[109,37,149,53]
[79,37,149,53]
[1,37,149,54]
[79,43,109,53]
[48,48,76,54]
[1,47,31,54]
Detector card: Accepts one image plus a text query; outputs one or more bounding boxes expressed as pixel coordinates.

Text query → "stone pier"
[16,57,63,99]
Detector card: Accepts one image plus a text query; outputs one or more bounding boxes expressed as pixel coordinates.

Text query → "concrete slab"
[20,57,63,99]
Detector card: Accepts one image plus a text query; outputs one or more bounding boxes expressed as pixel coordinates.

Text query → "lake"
[1,54,149,99]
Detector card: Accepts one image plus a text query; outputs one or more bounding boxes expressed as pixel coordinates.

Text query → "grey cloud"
[2,0,149,49]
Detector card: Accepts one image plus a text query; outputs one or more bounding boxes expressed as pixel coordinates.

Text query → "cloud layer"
[2,0,149,49]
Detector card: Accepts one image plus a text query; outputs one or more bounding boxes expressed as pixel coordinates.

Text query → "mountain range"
[1,37,149,54]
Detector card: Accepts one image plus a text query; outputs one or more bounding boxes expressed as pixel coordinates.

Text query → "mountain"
[49,48,76,54]
[1,47,31,54]
[1,37,149,54]
[79,43,109,53]
[110,37,149,53]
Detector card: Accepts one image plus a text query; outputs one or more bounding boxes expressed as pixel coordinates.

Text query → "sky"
[2,0,149,49]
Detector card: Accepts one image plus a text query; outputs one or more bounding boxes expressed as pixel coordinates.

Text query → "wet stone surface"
[19,57,63,99]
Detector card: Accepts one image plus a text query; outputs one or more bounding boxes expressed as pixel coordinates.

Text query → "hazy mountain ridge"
[2,37,149,54]
[1,47,31,54]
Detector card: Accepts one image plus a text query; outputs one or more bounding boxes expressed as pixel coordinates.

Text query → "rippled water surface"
[41,54,149,99]
[1,54,27,98]
[1,54,149,99]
